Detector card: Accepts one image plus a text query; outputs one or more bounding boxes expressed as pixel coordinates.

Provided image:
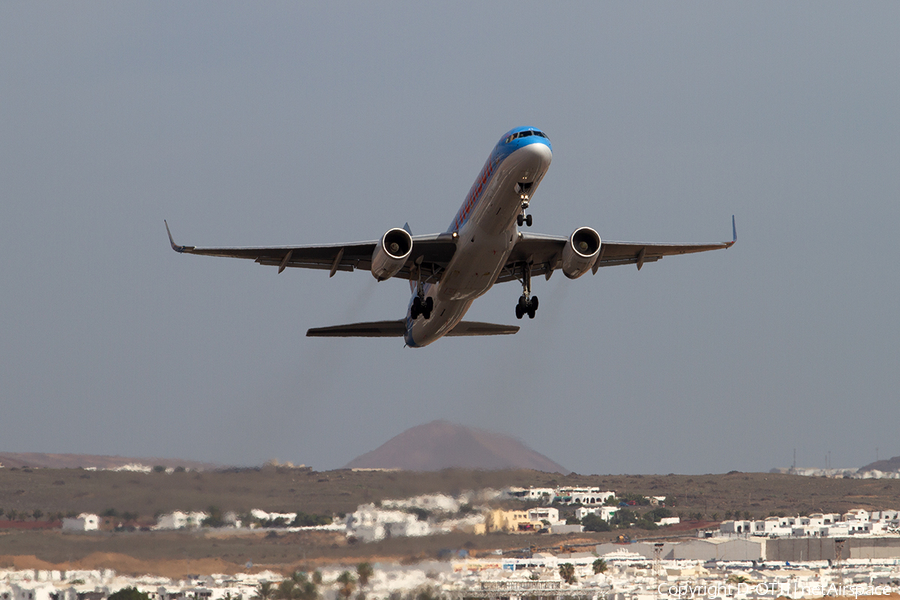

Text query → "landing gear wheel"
[516,294,538,319]
[525,214,533,227]
[516,263,539,319]
[517,214,524,227]
[412,296,433,320]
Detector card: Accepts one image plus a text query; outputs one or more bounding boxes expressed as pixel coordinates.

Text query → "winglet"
[729,215,737,247]
[164,220,192,253]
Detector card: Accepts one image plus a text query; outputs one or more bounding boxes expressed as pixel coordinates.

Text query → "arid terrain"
[1,467,899,577]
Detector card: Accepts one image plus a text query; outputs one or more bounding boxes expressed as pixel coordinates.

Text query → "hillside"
[345,420,569,473]
[3,466,900,521]
[858,455,900,474]
[0,452,218,471]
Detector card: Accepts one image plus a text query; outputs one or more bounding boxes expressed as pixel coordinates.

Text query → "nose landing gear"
[515,182,533,227]
[517,211,533,227]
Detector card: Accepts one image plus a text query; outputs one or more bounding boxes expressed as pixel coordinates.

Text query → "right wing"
[165,221,457,283]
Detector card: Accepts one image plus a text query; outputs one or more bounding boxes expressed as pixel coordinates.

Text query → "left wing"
[165,221,456,282]
[497,216,736,283]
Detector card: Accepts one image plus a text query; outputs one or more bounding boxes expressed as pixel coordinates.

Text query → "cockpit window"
[505,130,548,143]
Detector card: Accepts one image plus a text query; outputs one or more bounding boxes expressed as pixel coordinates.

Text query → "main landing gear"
[411,295,433,320]
[515,264,538,319]
[516,294,538,319]
[410,259,433,320]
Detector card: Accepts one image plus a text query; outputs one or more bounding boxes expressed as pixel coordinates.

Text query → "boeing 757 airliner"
[166,127,735,347]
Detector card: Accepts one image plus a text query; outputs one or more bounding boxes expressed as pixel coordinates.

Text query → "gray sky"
[2,3,898,475]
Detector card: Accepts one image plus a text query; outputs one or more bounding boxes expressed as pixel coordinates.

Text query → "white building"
[553,487,615,506]
[719,509,895,538]
[843,508,870,522]
[345,504,433,542]
[153,511,208,530]
[504,487,554,502]
[62,513,99,531]
[526,507,561,525]
[575,506,619,522]
[1,582,57,600]
[383,493,461,513]
[250,509,297,524]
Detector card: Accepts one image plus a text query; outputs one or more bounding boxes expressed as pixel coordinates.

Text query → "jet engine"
[371,227,413,281]
[561,226,601,279]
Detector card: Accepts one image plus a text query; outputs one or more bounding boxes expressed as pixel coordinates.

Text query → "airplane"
[166,126,735,348]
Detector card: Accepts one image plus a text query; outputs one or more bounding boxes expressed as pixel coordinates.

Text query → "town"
[7,484,900,600]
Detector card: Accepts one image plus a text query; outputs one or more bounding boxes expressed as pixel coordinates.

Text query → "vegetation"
[108,588,150,600]
[406,507,431,522]
[559,563,577,585]
[607,508,658,530]
[274,572,318,600]
[592,558,608,574]
[252,582,274,600]
[293,512,333,527]
[581,514,610,532]
[336,571,356,600]
[644,507,673,522]
[356,562,374,587]
[202,506,226,528]
[617,493,650,506]
[388,586,444,600]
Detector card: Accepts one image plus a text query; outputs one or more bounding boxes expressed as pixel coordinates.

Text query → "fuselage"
[404,128,552,347]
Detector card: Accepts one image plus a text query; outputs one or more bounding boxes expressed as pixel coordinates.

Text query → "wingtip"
[164,220,187,253]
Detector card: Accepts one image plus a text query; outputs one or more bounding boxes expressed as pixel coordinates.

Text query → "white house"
[526,507,561,525]
[61,513,98,531]
[504,487,554,502]
[153,511,208,530]
[250,509,297,524]
[554,487,615,506]
[843,508,870,523]
[383,493,461,513]
[575,506,619,522]
[4,583,57,600]
[345,504,433,542]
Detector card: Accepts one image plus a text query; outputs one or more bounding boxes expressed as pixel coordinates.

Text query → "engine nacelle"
[562,226,601,279]
[371,227,413,281]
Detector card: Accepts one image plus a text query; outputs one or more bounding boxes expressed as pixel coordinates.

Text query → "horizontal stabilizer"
[306,320,519,338]
[307,320,406,337]
[446,321,519,336]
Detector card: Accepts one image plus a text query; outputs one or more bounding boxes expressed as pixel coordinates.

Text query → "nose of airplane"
[527,139,552,164]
